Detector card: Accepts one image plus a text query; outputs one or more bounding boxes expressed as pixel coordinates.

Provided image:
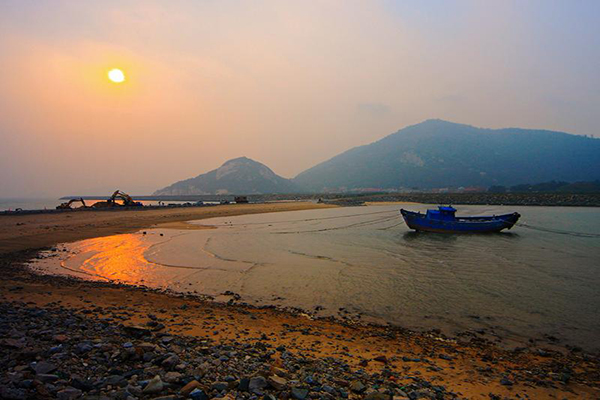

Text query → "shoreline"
[1,203,599,399]
[0,202,336,255]
[327,193,600,208]
[31,232,597,356]
[2,249,599,399]
[3,192,600,217]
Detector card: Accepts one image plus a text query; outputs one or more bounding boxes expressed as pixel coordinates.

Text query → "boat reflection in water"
[401,230,520,242]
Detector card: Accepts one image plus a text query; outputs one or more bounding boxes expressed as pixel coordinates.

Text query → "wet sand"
[1,203,599,399]
[0,202,335,254]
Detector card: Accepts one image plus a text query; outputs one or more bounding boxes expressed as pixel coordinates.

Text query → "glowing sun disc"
[108,68,125,83]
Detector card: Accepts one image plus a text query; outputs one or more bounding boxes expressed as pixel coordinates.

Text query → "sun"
[108,68,125,83]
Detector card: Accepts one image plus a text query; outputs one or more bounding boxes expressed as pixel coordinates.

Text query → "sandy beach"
[0,202,336,255]
[1,202,599,399]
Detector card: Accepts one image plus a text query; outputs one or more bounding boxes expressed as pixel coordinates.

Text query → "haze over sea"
[32,204,600,351]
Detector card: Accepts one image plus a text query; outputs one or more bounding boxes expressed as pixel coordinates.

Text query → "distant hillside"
[154,157,300,195]
[293,119,600,191]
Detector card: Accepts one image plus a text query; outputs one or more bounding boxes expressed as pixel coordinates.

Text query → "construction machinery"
[56,198,87,210]
[91,190,143,208]
[234,196,249,204]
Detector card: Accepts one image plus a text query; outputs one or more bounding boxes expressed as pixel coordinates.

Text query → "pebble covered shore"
[0,300,458,400]
[1,249,599,399]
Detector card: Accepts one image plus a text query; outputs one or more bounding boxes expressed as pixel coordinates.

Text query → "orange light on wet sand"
[108,68,125,83]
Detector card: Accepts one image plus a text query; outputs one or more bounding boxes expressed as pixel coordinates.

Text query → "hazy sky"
[1,1,599,197]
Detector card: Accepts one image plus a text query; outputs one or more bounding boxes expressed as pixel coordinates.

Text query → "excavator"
[91,190,143,208]
[56,198,87,210]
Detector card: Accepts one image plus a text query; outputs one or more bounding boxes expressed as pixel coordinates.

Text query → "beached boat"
[400,206,520,233]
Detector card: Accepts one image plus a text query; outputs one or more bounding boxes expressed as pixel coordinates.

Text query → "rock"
[350,380,366,394]
[180,380,202,396]
[0,386,26,400]
[137,342,156,352]
[500,377,513,386]
[161,336,175,344]
[322,385,336,394]
[35,384,51,398]
[57,387,83,400]
[104,375,126,387]
[270,366,289,378]
[32,361,57,374]
[74,342,92,354]
[17,380,34,390]
[150,322,166,331]
[560,372,571,383]
[123,325,151,338]
[249,376,268,394]
[189,388,209,400]
[291,387,309,400]
[126,384,143,397]
[164,371,182,383]
[365,393,391,400]
[161,354,180,370]
[0,339,24,349]
[401,356,421,362]
[142,375,164,394]
[408,389,435,399]
[36,374,59,383]
[374,355,388,364]
[238,378,250,391]
[70,378,94,392]
[53,334,69,343]
[537,349,551,357]
[268,375,287,390]
[333,378,349,387]
[211,381,229,391]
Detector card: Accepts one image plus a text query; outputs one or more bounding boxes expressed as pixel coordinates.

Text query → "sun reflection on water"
[74,234,157,284]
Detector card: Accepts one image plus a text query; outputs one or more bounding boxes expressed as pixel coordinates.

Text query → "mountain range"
[153,157,299,195]
[155,120,600,195]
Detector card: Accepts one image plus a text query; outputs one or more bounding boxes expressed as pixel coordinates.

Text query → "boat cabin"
[426,206,457,221]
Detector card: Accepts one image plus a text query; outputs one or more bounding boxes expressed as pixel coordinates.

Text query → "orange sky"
[0,1,598,197]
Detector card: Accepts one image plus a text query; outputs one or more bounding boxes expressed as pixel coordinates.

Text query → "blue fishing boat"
[400,206,520,233]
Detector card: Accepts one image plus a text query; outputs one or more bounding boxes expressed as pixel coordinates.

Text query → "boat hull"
[400,209,520,233]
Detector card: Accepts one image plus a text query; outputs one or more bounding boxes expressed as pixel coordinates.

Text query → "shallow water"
[32,205,600,350]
